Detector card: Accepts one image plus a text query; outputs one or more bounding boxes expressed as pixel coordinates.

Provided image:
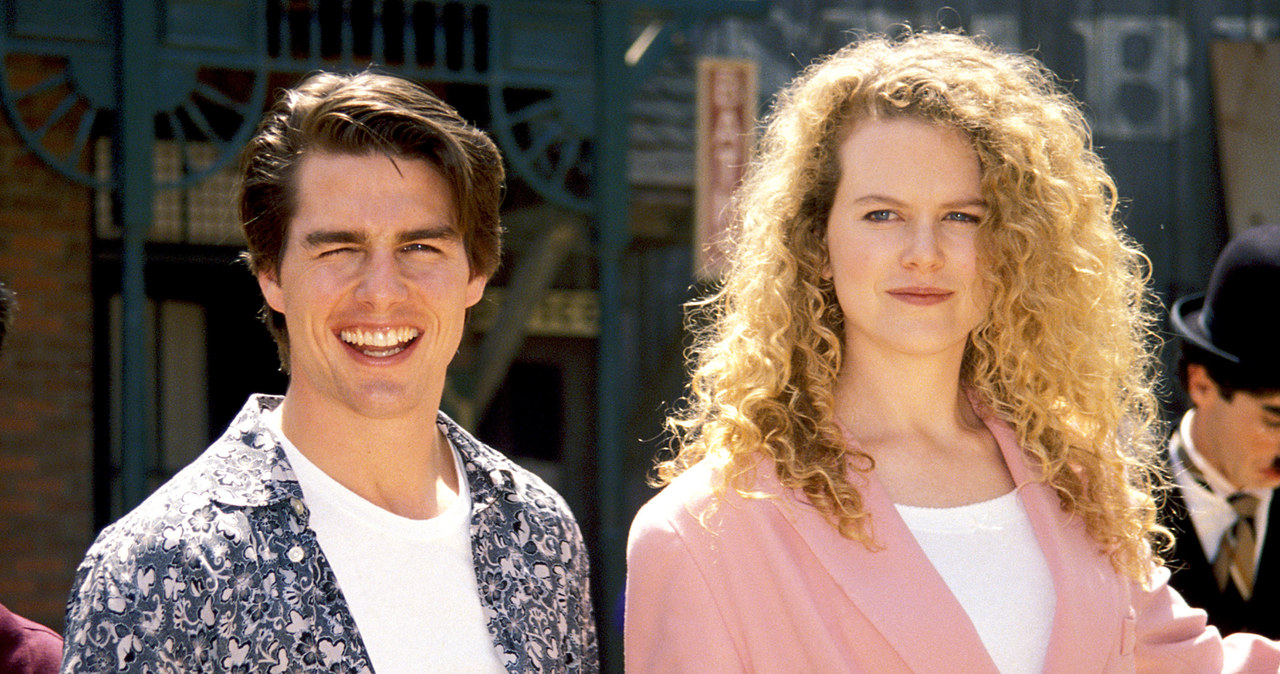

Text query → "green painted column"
[591,3,768,670]
[114,0,156,511]
[593,2,631,670]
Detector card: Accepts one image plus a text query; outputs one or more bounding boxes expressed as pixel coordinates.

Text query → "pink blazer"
[624,414,1280,673]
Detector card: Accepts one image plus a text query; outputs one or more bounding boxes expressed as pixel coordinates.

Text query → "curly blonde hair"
[657,31,1168,581]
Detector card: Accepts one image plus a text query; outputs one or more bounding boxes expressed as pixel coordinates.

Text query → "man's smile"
[338,326,421,357]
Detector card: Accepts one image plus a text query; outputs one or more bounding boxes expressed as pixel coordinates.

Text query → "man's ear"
[465,273,487,309]
[1186,363,1221,407]
[258,268,285,314]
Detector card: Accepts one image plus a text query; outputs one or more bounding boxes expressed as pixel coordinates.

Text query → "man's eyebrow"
[301,226,459,248]
[398,226,459,243]
[303,230,365,247]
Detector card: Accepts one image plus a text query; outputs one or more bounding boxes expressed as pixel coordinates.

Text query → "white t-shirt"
[265,407,506,674]
[897,490,1055,674]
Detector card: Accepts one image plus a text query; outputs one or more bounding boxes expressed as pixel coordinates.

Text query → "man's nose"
[354,251,409,307]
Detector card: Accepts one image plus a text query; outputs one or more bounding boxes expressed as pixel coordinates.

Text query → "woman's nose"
[902,221,945,270]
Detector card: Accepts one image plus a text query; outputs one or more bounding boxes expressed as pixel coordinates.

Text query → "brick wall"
[0,56,96,632]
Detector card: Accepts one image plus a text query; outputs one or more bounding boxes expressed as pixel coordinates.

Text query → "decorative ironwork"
[0,0,598,211]
[256,0,598,212]
[0,0,270,190]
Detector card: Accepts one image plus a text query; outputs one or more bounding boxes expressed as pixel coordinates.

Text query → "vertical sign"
[695,58,757,279]
[1211,41,1280,237]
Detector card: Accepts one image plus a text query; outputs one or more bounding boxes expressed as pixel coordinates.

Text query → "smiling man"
[1163,223,1280,639]
[62,71,597,673]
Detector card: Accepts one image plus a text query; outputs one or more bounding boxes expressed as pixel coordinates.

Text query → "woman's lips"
[887,287,953,306]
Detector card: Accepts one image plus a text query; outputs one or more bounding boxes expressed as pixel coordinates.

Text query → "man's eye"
[318,247,356,257]
[403,243,440,254]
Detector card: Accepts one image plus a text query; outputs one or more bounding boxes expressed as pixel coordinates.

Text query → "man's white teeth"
[339,327,420,349]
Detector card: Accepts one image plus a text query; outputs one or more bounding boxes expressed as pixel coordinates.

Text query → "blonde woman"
[624,32,1280,672]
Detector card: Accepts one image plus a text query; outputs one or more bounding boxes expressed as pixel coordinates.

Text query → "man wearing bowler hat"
[1164,224,1280,638]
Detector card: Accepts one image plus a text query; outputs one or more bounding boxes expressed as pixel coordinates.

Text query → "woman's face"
[825,117,991,363]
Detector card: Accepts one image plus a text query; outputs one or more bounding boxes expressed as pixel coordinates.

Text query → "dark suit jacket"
[1161,431,1280,639]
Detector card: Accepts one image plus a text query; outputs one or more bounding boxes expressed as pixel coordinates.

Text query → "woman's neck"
[833,346,1010,507]
[833,346,976,441]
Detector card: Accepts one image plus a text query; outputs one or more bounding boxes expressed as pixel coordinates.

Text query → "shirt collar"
[438,410,520,510]
[196,394,305,508]
[195,395,519,511]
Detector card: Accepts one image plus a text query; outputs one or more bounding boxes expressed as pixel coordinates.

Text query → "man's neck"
[276,394,460,519]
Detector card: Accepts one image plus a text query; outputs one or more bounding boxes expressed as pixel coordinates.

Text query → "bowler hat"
[1170,224,1280,379]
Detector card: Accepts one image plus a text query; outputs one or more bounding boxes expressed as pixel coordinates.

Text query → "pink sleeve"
[624,504,744,673]
[1134,565,1280,673]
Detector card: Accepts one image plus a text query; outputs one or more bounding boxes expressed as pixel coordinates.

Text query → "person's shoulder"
[637,460,722,522]
[632,456,778,541]
[75,444,261,581]
[0,601,62,672]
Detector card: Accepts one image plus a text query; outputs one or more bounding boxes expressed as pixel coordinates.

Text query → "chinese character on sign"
[696,58,757,280]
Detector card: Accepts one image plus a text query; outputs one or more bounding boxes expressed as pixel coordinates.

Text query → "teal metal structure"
[114,0,158,512]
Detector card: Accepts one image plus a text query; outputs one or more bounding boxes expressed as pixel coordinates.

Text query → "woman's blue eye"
[945,212,980,223]
[865,210,894,221]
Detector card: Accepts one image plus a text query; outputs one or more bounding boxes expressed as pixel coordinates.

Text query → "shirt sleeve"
[0,602,63,674]
[1133,564,1280,673]
[61,546,175,673]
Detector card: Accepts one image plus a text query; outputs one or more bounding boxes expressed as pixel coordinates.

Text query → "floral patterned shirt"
[61,395,598,673]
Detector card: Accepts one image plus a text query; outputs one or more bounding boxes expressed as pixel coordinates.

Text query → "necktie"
[1213,492,1260,599]
[1175,438,1260,599]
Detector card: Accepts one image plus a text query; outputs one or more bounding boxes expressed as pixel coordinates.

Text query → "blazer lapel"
[983,416,1121,674]
[770,452,1000,672]
[769,411,1128,671]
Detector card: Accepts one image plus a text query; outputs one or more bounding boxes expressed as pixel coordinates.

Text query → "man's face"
[1187,364,1280,490]
[258,151,486,422]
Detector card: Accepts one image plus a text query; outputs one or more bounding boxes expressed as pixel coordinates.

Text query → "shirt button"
[289,497,308,518]
[287,546,305,563]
